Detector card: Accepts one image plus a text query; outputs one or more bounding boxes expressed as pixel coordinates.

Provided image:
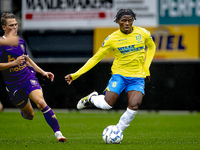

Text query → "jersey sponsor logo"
[116,41,128,45]
[118,38,127,41]
[8,55,27,72]
[117,45,145,54]
[9,64,27,72]
[8,55,16,62]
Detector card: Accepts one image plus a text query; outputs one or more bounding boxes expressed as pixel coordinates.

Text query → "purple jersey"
[0,38,33,92]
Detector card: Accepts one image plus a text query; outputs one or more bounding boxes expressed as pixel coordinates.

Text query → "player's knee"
[36,99,47,110]
[128,99,143,110]
[128,103,140,110]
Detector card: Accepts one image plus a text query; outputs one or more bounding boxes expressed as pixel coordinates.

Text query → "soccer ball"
[102,125,123,144]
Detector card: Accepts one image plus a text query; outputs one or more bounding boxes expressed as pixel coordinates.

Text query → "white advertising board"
[22,0,158,29]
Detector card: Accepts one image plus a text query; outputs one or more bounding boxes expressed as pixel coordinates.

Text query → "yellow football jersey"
[71,26,156,80]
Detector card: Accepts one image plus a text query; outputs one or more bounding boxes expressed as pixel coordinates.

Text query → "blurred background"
[0,0,200,110]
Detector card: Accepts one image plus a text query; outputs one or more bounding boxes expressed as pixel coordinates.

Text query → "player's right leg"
[77,74,123,110]
[77,91,98,109]
[77,91,117,110]
[29,89,66,142]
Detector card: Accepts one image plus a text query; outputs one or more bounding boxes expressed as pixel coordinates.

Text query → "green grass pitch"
[0,109,200,150]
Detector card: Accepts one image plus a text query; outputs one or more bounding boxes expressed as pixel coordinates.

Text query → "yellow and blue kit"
[71,26,156,80]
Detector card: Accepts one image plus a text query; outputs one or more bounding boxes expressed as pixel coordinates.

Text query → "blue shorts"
[104,74,145,96]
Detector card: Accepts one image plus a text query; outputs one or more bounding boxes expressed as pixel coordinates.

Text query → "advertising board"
[159,0,200,24]
[22,0,158,29]
[94,26,199,60]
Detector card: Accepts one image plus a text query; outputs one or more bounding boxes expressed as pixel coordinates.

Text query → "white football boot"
[77,91,98,109]
[55,131,66,142]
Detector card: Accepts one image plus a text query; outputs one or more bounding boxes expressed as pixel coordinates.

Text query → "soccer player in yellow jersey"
[65,9,156,132]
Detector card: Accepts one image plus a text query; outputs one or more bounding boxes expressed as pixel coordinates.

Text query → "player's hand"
[65,74,73,85]
[145,76,151,82]
[6,30,19,46]
[14,55,26,65]
[43,72,54,82]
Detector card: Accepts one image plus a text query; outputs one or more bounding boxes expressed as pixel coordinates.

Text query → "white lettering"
[169,0,178,17]
[177,0,186,17]
[160,0,168,17]
[160,0,198,17]
[187,0,195,16]
[196,0,200,16]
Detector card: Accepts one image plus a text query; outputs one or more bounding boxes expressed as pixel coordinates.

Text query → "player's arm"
[25,56,54,81]
[143,35,156,80]
[0,30,19,46]
[0,55,25,71]
[65,47,111,85]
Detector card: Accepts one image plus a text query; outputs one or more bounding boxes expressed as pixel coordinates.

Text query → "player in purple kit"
[0,29,19,113]
[0,13,66,142]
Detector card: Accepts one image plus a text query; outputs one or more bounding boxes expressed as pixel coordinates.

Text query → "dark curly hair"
[114,9,136,23]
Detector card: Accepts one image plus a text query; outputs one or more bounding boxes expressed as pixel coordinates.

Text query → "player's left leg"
[116,77,145,131]
[29,89,66,142]
[116,90,143,131]
[20,99,34,120]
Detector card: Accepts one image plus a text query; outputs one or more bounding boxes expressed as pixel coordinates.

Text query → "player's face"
[2,18,18,36]
[118,15,133,34]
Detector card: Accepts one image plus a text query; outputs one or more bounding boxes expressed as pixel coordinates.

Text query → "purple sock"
[42,105,60,133]
[21,111,27,119]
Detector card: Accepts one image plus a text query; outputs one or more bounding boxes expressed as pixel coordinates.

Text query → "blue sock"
[42,105,60,133]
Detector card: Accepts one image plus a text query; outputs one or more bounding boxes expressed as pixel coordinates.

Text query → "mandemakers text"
[26,0,113,10]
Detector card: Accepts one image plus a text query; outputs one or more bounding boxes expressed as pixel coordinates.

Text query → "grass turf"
[0,110,200,150]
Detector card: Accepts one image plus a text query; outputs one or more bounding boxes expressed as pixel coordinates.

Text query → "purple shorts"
[8,75,41,108]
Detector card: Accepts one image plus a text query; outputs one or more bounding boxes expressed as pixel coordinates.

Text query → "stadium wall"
[1,62,200,110]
